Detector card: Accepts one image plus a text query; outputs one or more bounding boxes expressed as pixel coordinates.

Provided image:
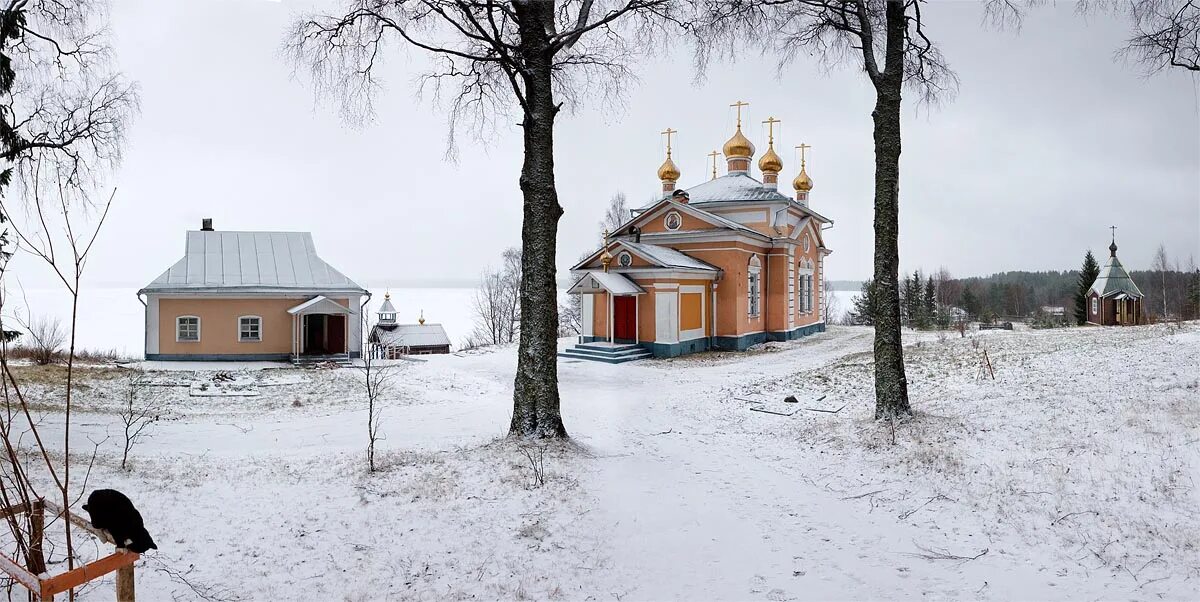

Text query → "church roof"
[1089,255,1144,299]
[141,230,365,294]
[684,173,793,204]
[379,296,397,314]
[620,241,720,271]
[372,323,451,348]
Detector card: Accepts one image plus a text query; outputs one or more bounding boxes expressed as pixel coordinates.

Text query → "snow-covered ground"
[7,322,1197,600]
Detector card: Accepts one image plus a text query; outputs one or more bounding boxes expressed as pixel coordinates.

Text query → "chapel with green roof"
[1086,234,1145,326]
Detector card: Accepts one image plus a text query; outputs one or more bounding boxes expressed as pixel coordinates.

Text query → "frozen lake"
[9,286,858,356]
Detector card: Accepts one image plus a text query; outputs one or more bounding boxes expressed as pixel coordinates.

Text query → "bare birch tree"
[695,0,956,420]
[0,0,135,591]
[1122,0,1200,72]
[286,0,676,439]
[601,191,629,231]
[1152,243,1170,318]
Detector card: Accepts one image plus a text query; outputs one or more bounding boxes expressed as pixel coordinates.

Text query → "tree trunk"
[509,2,568,439]
[871,0,911,420]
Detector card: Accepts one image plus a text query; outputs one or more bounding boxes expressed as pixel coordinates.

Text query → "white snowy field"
[8,321,1197,600]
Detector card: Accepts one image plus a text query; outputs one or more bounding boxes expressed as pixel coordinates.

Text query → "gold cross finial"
[796,143,811,166]
[762,116,781,145]
[661,127,677,157]
[730,100,749,128]
[707,150,719,180]
[603,228,610,245]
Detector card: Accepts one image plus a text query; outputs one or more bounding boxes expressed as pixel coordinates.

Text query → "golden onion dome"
[758,145,783,173]
[722,127,755,158]
[657,156,681,181]
[793,165,814,192]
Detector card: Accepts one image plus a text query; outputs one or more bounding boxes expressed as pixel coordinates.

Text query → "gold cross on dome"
[730,100,749,127]
[707,150,719,180]
[796,143,811,166]
[661,128,677,156]
[762,116,781,144]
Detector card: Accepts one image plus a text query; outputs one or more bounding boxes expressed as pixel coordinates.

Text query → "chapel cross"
[796,143,811,166]
[762,116,781,144]
[661,128,677,157]
[730,100,749,127]
[707,150,719,179]
[1109,225,1117,241]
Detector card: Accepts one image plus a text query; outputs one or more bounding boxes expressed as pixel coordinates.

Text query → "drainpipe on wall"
[360,291,372,359]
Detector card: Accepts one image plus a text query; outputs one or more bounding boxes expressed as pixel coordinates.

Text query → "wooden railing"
[0,499,137,601]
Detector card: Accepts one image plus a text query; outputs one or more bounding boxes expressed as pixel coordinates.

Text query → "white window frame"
[748,255,762,318]
[238,315,262,342]
[1091,297,1098,314]
[176,316,200,343]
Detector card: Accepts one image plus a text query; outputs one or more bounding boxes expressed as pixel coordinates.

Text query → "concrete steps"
[292,353,353,367]
[558,342,652,364]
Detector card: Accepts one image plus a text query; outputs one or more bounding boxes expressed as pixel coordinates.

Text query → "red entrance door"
[613,296,636,342]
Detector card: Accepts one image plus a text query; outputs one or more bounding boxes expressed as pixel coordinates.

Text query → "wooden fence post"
[115,564,134,602]
[29,500,46,601]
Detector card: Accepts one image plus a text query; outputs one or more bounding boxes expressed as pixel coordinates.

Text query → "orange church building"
[564,103,833,362]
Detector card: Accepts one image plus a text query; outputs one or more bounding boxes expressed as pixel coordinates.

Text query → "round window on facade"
[617,251,633,267]
[664,211,683,231]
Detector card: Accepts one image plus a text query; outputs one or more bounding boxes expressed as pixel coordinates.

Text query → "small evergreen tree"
[923,276,937,329]
[1073,250,1101,325]
[849,278,876,325]
[961,286,981,320]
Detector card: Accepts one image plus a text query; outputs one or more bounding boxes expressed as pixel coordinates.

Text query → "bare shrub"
[520,444,547,489]
[23,315,66,365]
[119,368,162,470]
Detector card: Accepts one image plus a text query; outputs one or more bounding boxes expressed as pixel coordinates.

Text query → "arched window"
[176,316,200,342]
[747,255,762,317]
[802,233,811,253]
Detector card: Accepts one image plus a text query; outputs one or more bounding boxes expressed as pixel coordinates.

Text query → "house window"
[664,211,682,231]
[617,251,633,267]
[176,316,200,342]
[806,275,814,313]
[239,316,262,342]
[748,255,762,317]
[803,233,811,253]
[1091,297,1098,314]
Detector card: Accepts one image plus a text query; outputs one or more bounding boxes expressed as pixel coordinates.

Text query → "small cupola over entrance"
[378,292,398,327]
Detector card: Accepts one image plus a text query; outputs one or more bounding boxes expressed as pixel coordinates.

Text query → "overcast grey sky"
[12,0,1200,290]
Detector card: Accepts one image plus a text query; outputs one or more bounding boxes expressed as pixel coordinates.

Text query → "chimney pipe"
[201,218,214,231]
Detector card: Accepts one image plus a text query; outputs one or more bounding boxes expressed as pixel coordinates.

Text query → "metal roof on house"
[140,230,365,294]
[1089,254,1144,298]
[373,323,451,348]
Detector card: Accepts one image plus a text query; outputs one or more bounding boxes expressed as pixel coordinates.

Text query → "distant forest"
[844,263,1200,326]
